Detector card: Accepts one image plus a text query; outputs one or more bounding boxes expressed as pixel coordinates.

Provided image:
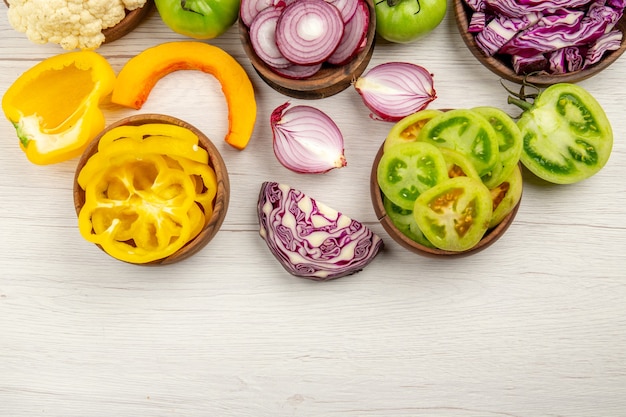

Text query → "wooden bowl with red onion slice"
[239,0,376,99]
[453,0,626,86]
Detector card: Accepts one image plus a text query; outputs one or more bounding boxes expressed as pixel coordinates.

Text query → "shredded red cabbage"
[463,0,625,75]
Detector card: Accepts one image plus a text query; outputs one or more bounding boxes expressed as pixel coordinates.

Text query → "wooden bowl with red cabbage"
[453,0,626,85]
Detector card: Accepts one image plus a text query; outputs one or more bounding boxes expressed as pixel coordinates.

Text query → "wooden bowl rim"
[453,0,626,86]
[370,140,522,258]
[238,0,377,99]
[73,113,230,266]
[2,0,154,45]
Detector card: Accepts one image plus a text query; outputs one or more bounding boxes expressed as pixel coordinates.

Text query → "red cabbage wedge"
[257,182,383,281]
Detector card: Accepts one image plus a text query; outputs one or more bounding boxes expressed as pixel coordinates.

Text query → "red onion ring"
[241,0,281,27]
[271,62,323,79]
[275,0,345,65]
[325,0,358,22]
[327,0,369,66]
[270,102,347,174]
[354,62,437,122]
[249,6,292,69]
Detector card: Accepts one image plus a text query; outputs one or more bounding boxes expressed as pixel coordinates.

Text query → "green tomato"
[489,163,523,229]
[438,147,481,181]
[472,106,523,188]
[377,141,448,210]
[511,83,613,184]
[383,196,434,248]
[413,176,493,252]
[383,109,444,152]
[154,0,240,39]
[375,0,447,44]
[417,109,499,178]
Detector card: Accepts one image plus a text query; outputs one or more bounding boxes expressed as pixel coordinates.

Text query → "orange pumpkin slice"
[111,41,257,150]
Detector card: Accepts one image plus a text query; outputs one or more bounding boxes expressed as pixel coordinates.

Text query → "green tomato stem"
[507,95,533,112]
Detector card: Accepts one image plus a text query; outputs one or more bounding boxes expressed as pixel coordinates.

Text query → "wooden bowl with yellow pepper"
[73,114,230,265]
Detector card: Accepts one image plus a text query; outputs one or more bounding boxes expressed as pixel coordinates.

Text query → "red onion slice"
[325,0,358,22]
[249,6,292,69]
[257,181,384,281]
[241,0,279,27]
[270,102,347,174]
[354,62,437,122]
[327,0,369,66]
[275,0,345,65]
[271,62,323,79]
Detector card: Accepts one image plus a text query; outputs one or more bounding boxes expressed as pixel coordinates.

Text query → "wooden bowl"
[370,143,521,258]
[73,114,230,265]
[2,0,154,45]
[238,0,376,99]
[102,0,154,44]
[453,0,626,86]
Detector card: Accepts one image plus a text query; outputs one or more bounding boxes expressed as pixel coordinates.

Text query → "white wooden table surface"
[1,3,625,416]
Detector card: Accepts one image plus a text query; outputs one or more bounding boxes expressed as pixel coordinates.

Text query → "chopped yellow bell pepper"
[2,51,116,165]
[76,122,219,264]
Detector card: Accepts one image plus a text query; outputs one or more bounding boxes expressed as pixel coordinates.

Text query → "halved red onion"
[275,0,345,65]
[271,62,323,79]
[327,0,369,66]
[257,181,384,281]
[325,0,358,22]
[249,6,292,69]
[353,62,437,122]
[270,102,346,174]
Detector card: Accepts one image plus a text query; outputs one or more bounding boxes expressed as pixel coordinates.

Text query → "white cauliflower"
[7,0,148,50]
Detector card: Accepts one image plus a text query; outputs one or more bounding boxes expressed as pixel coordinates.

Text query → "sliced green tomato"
[413,176,493,252]
[377,141,448,210]
[516,83,613,184]
[439,148,481,181]
[417,109,499,177]
[472,106,523,188]
[383,109,444,152]
[489,163,523,229]
[383,196,434,248]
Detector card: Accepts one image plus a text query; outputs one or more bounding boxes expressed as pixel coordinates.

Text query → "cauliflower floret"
[7,0,148,50]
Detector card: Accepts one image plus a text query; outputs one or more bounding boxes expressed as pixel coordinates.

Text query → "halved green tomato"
[515,83,613,184]
[417,109,499,177]
[413,176,493,251]
[377,141,448,210]
[383,109,444,152]
[472,106,523,188]
[489,163,523,228]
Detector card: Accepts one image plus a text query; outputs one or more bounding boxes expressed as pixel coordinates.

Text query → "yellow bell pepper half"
[2,51,116,165]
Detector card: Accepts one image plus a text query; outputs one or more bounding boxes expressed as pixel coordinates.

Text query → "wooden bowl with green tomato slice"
[73,114,229,265]
[239,0,376,99]
[370,108,523,257]
[453,0,626,86]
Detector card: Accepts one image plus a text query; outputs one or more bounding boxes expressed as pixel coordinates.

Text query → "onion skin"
[257,181,384,281]
[354,62,437,122]
[270,102,347,174]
